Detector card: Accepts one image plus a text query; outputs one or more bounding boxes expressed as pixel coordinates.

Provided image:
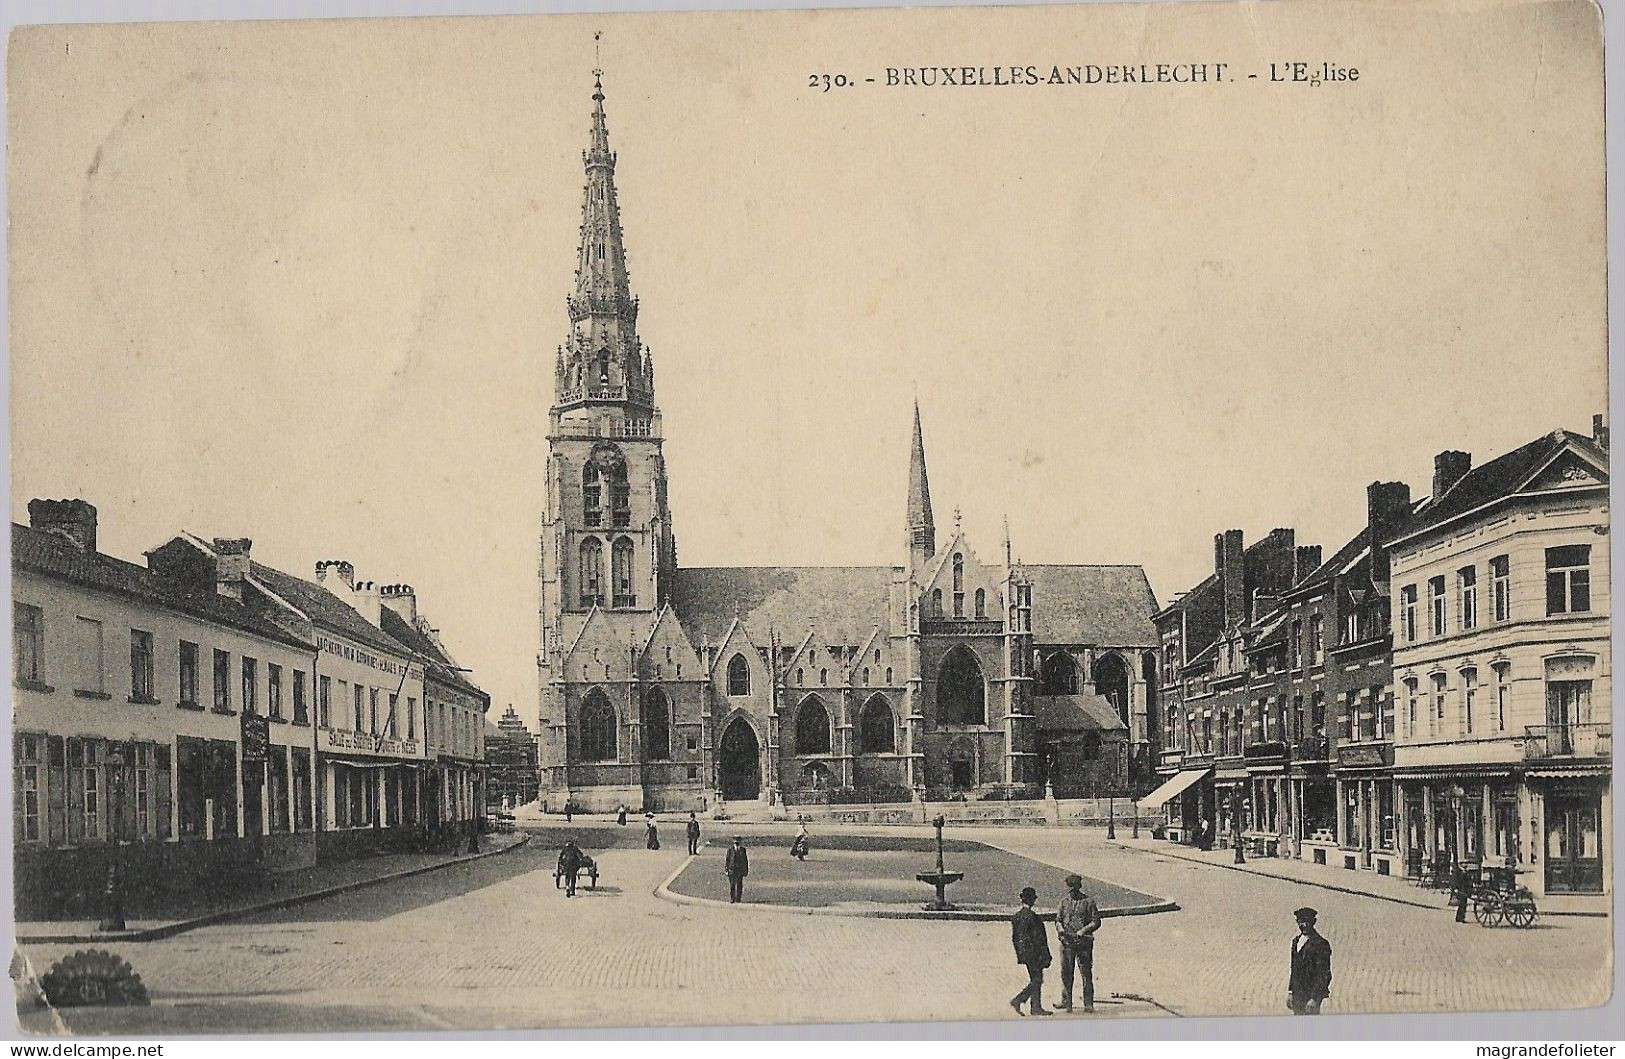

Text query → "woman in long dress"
[645,814,660,850]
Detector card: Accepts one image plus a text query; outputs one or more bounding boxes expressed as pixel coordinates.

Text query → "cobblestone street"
[16,823,1611,1035]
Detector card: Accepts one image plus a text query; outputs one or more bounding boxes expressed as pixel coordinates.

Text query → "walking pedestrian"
[617,805,627,826]
[687,811,702,855]
[645,813,660,850]
[1009,886,1054,1016]
[557,839,584,898]
[790,819,810,861]
[565,805,572,823]
[724,836,750,903]
[1055,873,1101,1013]
[1287,906,1332,1015]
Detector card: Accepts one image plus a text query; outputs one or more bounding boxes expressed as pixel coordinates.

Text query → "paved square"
[14,822,1612,1035]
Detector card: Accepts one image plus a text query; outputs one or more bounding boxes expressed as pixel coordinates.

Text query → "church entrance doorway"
[719,719,761,801]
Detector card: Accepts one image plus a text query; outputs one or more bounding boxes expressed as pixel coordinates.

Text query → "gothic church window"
[1039,652,1078,696]
[953,554,965,617]
[643,688,670,760]
[580,690,617,762]
[937,646,986,725]
[975,589,986,618]
[578,538,603,608]
[612,537,636,608]
[931,589,943,616]
[860,696,895,754]
[583,464,602,528]
[795,698,832,755]
[727,654,750,697]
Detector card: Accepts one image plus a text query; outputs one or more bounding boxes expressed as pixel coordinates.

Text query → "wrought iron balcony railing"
[1523,723,1611,760]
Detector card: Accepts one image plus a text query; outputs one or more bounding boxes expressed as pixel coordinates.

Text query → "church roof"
[1024,565,1159,648]
[671,566,895,648]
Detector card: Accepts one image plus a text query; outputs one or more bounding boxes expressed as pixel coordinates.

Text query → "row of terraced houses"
[11,499,490,919]
[1144,418,1611,901]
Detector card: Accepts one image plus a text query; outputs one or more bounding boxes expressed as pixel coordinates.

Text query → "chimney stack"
[212,538,252,602]
[351,579,382,628]
[1294,545,1323,584]
[28,499,97,553]
[1215,529,1246,629]
[1366,480,1413,581]
[1593,414,1609,451]
[380,583,418,624]
[1432,451,1472,501]
[315,560,356,589]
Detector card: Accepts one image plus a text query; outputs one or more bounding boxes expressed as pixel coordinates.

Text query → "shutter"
[155,743,173,840]
[65,737,83,844]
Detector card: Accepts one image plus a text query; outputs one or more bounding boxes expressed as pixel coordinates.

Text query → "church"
[538,76,1162,813]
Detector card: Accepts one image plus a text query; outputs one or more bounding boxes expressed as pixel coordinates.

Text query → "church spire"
[906,400,936,567]
[555,68,651,414]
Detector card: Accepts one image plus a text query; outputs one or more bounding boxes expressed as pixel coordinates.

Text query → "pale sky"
[9,2,1606,722]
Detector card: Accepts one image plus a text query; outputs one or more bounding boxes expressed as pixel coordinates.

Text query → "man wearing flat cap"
[1055,873,1102,1012]
[1288,906,1333,1015]
[1009,886,1054,1016]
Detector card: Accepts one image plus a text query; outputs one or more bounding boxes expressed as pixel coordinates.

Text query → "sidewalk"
[1115,836,1609,916]
[16,831,529,944]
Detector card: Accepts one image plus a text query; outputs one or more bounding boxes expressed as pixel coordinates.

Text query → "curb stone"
[17,833,531,945]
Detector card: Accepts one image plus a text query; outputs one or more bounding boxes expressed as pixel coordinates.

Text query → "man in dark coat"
[1288,906,1333,1015]
[724,836,750,903]
[557,839,585,898]
[1009,886,1054,1016]
[687,812,702,856]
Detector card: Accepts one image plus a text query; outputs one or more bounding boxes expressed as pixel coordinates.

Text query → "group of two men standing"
[1011,873,1101,1016]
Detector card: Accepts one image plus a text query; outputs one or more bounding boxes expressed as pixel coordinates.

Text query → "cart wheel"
[1506,902,1536,929]
[1472,896,1502,927]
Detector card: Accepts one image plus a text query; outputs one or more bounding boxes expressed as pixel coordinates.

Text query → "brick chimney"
[1593,414,1609,451]
[1294,545,1323,584]
[212,538,252,602]
[314,560,355,589]
[1215,529,1245,629]
[380,583,418,624]
[1366,480,1413,581]
[1432,451,1472,500]
[28,498,97,553]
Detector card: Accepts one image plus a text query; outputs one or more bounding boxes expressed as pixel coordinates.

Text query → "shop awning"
[1140,768,1211,808]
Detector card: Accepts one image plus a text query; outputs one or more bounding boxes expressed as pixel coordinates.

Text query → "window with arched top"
[931,589,943,616]
[612,537,635,608]
[795,697,832,755]
[874,648,882,664]
[1039,652,1079,696]
[1093,653,1132,728]
[578,537,603,608]
[643,687,670,760]
[885,666,893,684]
[583,445,630,528]
[860,695,896,754]
[795,667,804,685]
[938,646,986,725]
[974,588,986,618]
[580,689,617,762]
[861,666,870,685]
[727,654,750,696]
[819,668,828,686]
[953,554,965,617]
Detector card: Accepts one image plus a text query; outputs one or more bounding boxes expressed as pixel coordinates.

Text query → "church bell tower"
[539,72,678,668]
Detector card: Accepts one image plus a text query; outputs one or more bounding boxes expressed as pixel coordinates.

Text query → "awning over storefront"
[324,754,424,769]
[1140,768,1212,808]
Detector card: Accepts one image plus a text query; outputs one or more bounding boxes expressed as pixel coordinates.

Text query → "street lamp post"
[1231,788,1246,865]
[1132,798,1140,839]
[1106,793,1116,840]
[98,743,127,933]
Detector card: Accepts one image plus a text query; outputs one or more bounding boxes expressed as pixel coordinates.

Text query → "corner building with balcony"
[538,77,1160,814]
[1389,422,1611,899]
